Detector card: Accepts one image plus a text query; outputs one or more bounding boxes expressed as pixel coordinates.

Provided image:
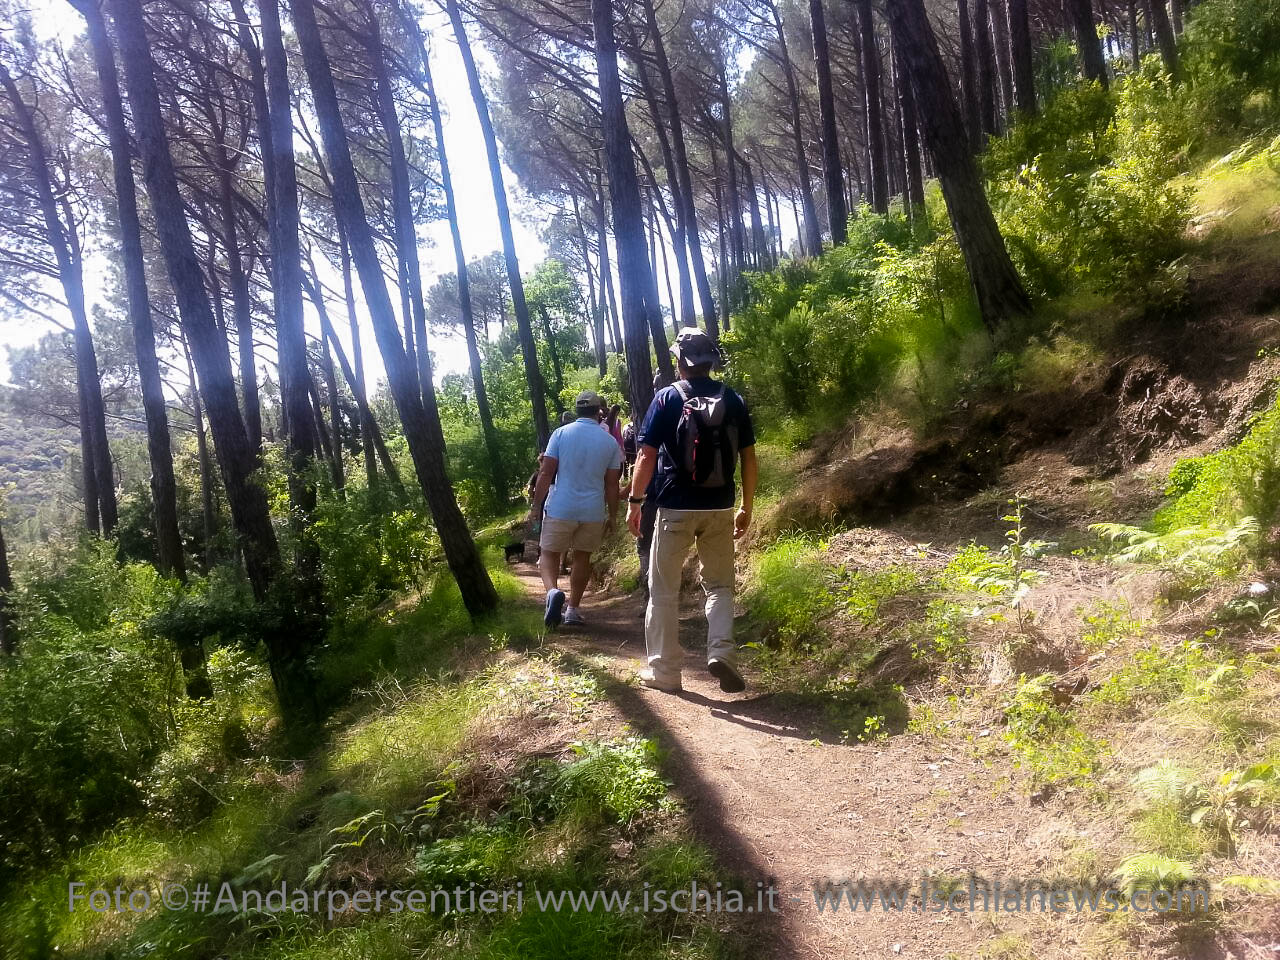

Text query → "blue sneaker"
[544,588,566,628]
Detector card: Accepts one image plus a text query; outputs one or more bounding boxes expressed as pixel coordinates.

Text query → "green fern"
[1114,853,1197,896]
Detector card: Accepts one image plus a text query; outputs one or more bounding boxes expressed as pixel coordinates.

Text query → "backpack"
[672,380,738,488]
[622,422,637,456]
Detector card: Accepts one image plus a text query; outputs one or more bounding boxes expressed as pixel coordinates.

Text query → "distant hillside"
[0,390,86,542]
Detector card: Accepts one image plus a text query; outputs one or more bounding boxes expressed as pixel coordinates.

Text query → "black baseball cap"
[670,328,721,368]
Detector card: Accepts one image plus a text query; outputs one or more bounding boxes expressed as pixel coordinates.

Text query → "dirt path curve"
[510,565,1061,960]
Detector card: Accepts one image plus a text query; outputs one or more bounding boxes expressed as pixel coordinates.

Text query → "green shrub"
[744,535,836,643]
[1183,0,1280,125]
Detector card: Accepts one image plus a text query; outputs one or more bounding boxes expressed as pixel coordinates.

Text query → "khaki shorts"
[540,516,606,554]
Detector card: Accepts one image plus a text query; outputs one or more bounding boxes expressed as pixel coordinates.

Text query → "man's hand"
[734,505,752,540]
[604,514,616,536]
[627,501,644,537]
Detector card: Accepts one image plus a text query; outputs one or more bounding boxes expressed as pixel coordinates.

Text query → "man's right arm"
[531,457,557,517]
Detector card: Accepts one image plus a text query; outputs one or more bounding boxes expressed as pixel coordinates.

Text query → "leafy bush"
[1003,674,1105,785]
[987,73,1192,300]
[1183,0,1280,126]
[0,542,179,875]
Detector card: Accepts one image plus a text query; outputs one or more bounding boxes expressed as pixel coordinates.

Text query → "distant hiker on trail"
[530,391,623,629]
[560,410,576,426]
[627,330,757,693]
[603,403,625,452]
[622,418,638,476]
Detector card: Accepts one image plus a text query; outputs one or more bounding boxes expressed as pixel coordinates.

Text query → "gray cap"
[575,390,604,413]
[670,327,720,368]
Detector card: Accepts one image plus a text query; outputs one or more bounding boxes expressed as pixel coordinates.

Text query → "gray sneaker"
[638,667,682,692]
[562,608,586,627]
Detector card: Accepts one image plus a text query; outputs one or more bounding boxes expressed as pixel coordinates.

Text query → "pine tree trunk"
[991,0,1016,125]
[181,332,217,572]
[593,186,626,348]
[1144,0,1179,76]
[957,0,982,151]
[894,36,926,216]
[260,0,321,600]
[405,20,509,504]
[888,0,1032,330]
[639,0,718,332]
[1170,0,1183,34]
[809,0,847,244]
[77,0,184,577]
[633,53,697,326]
[109,0,283,609]
[592,0,656,417]
[320,335,344,492]
[1007,0,1038,115]
[974,0,999,137]
[0,63,117,535]
[446,0,550,451]
[771,0,824,250]
[572,195,609,375]
[855,0,890,213]
[0,513,13,655]
[1067,0,1110,86]
[1128,0,1141,69]
[293,0,498,617]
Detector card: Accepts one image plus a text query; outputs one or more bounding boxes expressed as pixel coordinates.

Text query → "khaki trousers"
[644,507,737,685]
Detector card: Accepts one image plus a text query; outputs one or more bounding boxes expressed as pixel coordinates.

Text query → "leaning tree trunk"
[639,0,718,332]
[292,0,498,617]
[809,0,847,244]
[446,0,550,451]
[887,0,1032,330]
[1007,0,1038,115]
[592,0,655,418]
[1067,0,1109,87]
[991,0,1017,124]
[0,62,117,535]
[855,0,890,213]
[632,51,697,325]
[771,0,824,252]
[405,17,509,504]
[75,0,184,578]
[108,0,286,625]
[260,0,321,577]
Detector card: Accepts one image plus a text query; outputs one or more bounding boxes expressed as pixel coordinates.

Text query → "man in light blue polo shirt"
[529,391,623,628]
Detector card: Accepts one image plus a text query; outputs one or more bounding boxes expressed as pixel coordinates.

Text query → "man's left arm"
[734,395,759,540]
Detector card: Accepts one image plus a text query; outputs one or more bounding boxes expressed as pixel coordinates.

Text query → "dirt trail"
[512,566,1074,960]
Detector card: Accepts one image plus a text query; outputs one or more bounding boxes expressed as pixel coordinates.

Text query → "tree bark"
[261,0,321,539]
[75,0,183,577]
[894,34,926,217]
[319,334,344,492]
[340,231,379,492]
[0,62,117,535]
[181,331,217,572]
[855,0,890,213]
[1128,0,1141,70]
[888,0,1032,330]
[446,0,550,451]
[293,0,498,617]
[592,0,656,418]
[809,0,847,244]
[974,0,999,137]
[957,0,982,150]
[1144,0,1179,77]
[108,0,283,609]
[991,0,1016,124]
[1007,0,1038,115]
[1067,0,1109,87]
[639,0,718,331]
[0,513,13,655]
[632,51,697,325]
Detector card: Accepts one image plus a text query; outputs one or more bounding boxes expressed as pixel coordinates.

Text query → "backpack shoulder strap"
[673,380,692,401]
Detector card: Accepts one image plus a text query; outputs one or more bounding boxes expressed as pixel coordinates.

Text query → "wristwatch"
[627,496,646,504]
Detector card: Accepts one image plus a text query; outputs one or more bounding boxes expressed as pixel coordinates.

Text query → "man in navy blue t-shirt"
[626,329,757,693]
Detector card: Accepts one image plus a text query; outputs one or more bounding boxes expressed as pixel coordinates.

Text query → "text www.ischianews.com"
[67,875,1210,919]
[810,877,1210,915]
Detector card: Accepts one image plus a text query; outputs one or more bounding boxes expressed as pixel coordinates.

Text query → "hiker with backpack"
[626,329,757,693]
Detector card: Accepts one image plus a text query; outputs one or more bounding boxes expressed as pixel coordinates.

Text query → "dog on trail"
[503,541,526,563]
